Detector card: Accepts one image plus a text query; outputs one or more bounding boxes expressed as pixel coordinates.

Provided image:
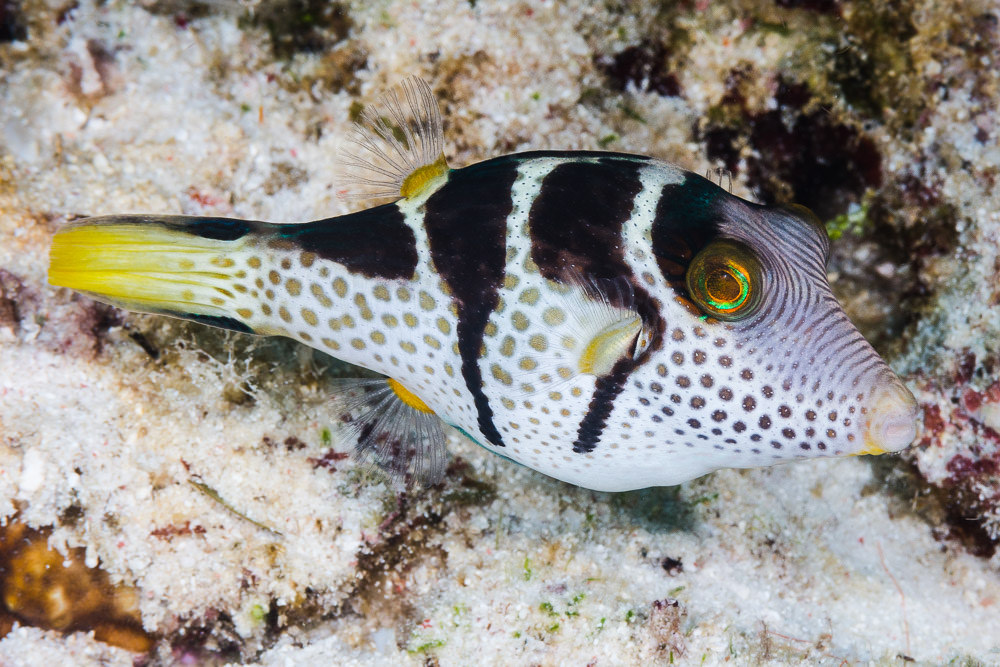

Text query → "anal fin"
[329,378,446,488]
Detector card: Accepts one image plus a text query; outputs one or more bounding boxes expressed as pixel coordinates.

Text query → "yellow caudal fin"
[337,77,450,203]
[48,215,264,333]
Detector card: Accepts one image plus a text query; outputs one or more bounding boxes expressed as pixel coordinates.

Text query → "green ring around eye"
[686,240,762,321]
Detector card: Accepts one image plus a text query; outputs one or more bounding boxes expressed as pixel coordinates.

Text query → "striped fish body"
[50,150,919,491]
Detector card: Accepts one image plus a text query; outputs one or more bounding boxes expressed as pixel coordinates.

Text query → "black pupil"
[706,265,741,303]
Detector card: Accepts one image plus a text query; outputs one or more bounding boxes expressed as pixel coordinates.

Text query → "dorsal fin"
[338,77,449,203]
[329,377,446,488]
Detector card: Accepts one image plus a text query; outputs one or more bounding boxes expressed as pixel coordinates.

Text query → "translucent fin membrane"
[338,77,448,202]
[568,275,653,375]
[506,275,653,398]
[329,378,447,488]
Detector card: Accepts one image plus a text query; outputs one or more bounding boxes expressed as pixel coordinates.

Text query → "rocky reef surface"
[0,0,998,664]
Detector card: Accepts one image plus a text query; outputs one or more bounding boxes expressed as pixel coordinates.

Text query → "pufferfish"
[47,78,919,492]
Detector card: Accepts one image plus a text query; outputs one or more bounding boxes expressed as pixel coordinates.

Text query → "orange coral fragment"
[0,520,153,653]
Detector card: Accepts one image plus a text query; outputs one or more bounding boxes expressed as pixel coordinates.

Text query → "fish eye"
[686,240,763,321]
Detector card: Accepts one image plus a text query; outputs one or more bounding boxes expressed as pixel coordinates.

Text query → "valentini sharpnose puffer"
[48,78,919,492]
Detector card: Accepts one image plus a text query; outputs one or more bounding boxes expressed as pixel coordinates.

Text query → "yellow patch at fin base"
[387,377,435,414]
[399,153,449,200]
[563,279,652,377]
[578,313,644,377]
[338,77,450,203]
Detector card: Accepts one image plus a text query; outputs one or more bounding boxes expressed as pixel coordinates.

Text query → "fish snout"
[860,378,920,455]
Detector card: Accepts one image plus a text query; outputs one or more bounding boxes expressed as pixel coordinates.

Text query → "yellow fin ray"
[338,77,449,203]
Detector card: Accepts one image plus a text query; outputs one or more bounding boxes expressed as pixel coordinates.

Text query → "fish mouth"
[859,378,920,455]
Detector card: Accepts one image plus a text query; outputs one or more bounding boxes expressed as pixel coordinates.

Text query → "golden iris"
[686,240,762,321]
